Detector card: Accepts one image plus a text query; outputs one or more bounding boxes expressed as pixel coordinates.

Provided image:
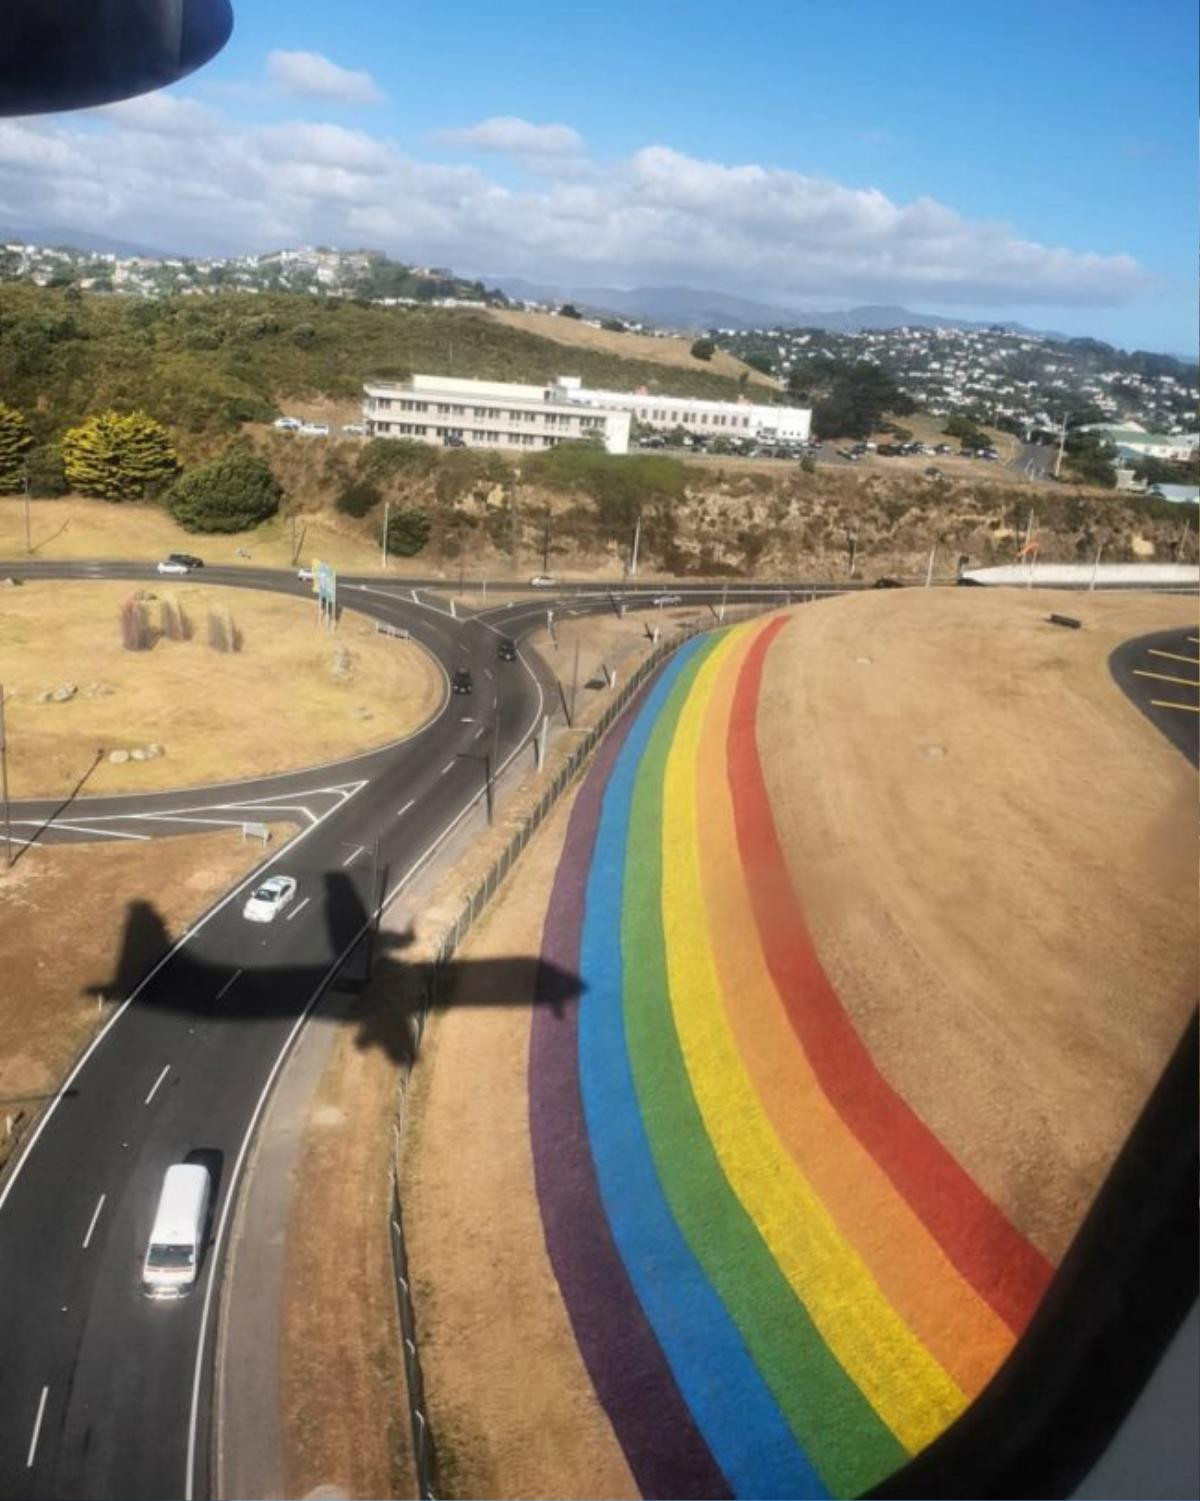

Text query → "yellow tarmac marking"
[1148,649,1200,666]
[1150,700,1200,714]
[1133,669,1200,690]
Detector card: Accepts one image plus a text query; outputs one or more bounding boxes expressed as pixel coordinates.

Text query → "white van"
[142,1163,211,1299]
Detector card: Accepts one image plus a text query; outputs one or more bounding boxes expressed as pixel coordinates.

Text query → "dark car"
[451,668,473,694]
[872,577,904,589]
[497,638,517,662]
[167,552,204,568]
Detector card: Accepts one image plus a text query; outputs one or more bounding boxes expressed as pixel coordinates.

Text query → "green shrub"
[357,438,438,484]
[24,444,68,497]
[167,451,282,532]
[337,480,382,517]
[381,508,431,556]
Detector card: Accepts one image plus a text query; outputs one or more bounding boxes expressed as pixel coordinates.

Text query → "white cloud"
[434,116,585,158]
[92,92,220,134]
[0,116,1147,312]
[266,50,384,105]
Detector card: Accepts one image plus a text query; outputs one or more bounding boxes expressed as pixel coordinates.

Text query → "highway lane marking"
[474,726,485,741]
[1189,637,1199,644]
[1150,699,1200,714]
[82,1193,106,1249]
[285,896,311,922]
[341,845,365,867]
[397,799,415,817]
[1149,649,1200,666]
[1134,669,1200,689]
[144,1063,172,1105]
[26,1385,48,1469]
[484,668,494,680]
[215,969,243,1000]
[440,761,455,775]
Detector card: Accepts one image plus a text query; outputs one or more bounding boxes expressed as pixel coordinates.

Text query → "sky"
[0,0,1196,353]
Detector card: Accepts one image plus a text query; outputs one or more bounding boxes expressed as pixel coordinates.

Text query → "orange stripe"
[694,621,1014,1395]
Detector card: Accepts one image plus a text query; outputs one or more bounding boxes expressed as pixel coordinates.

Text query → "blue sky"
[3,0,1196,351]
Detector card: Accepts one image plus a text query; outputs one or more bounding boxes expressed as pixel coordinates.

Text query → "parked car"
[341,423,365,435]
[497,638,518,662]
[166,552,203,569]
[451,667,473,694]
[298,422,329,437]
[529,574,557,587]
[934,443,953,454]
[443,434,466,448]
[156,559,192,575]
[297,567,314,582]
[653,592,683,606]
[872,577,904,589]
[242,874,298,923]
[273,416,301,431]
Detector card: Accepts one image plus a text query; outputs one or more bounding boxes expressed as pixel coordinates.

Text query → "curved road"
[0,562,827,1500]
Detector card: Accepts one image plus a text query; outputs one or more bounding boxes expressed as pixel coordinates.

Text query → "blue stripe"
[578,639,825,1499]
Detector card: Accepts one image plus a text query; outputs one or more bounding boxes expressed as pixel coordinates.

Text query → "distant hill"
[0,222,170,258]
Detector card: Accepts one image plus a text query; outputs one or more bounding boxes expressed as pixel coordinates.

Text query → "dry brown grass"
[0,827,292,1170]
[0,579,443,797]
[757,588,1196,1260]
[486,307,776,388]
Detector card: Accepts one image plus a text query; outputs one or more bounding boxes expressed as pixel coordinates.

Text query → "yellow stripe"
[1148,649,1200,666]
[1133,669,1200,689]
[1150,699,1200,714]
[660,625,966,1452]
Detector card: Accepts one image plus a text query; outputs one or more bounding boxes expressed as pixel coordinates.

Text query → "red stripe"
[727,616,1053,1335]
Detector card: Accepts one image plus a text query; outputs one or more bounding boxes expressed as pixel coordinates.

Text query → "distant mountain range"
[0,221,169,258]
[491,276,1068,339]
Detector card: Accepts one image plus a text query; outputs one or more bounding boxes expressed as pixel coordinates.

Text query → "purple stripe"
[530,678,731,1501]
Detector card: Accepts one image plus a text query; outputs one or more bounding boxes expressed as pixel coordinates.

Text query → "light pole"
[0,684,12,867]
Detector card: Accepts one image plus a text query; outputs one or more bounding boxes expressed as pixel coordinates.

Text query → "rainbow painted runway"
[530,617,1053,1498]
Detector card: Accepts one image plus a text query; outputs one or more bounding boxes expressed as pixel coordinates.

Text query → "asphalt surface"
[0,561,833,1500]
[1108,625,1199,768]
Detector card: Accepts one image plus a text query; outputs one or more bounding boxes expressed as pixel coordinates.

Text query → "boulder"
[108,749,130,765]
[130,747,147,762]
[52,684,77,702]
[145,744,163,759]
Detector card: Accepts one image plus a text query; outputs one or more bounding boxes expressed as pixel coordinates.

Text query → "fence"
[384,596,803,1500]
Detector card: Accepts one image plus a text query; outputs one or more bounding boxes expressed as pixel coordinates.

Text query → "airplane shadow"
[86,870,583,1068]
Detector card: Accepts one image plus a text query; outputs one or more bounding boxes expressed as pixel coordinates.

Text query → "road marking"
[397,799,415,817]
[341,845,364,868]
[474,726,485,741]
[440,761,455,775]
[1148,649,1200,666]
[215,969,243,1001]
[1189,637,1199,645]
[1150,699,1200,714]
[26,1385,48,1469]
[285,896,310,922]
[82,1193,106,1249]
[484,668,494,680]
[41,821,150,842]
[1133,669,1199,689]
[459,715,475,722]
[144,1063,171,1105]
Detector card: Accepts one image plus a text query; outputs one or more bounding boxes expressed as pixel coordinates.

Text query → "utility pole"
[489,710,501,826]
[542,510,550,575]
[1,684,12,868]
[630,513,641,577]
[23,470,31,555]
[570,638,580,726]
[925,545,936,588]
[382,501,390,571]
[1053,412,1067,479]
[1088,542,1104,592]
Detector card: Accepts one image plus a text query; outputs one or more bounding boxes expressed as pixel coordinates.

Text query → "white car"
[297,567,314,582]
[273,416,301,431]
[529,575,558,588]
[653,593,683,606]
[156,559,191,575]
[242,875,298,923]
[341,423,365,435]
[298,422,330,437]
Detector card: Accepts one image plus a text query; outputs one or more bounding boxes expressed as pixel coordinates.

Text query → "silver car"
[242,875,298,923]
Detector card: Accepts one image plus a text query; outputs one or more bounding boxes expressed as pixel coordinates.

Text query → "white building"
[362,375,632,454]
[361,373,811,456]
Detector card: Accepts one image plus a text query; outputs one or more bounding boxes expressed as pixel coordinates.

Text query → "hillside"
[0,285,765,459]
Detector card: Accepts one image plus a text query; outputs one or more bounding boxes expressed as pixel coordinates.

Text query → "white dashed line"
[473,727,485,741]
[285,897,310,923]
[397,799,415,818]
[82,1193,106,1250]
[144,1064,171,1106]
[26,1386,48,1469]
[440,761,455,776]
[341,845,364,868]
[215,968,243,1001]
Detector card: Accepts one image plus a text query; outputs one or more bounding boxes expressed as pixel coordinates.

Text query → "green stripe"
[621,632,905,1496]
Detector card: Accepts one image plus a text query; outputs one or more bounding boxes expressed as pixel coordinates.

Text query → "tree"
[745,352,774,376]
[62,410,178,501]
[382,508,431,556]
[0,401,34,492]
[558,303,583,320]
[1063,435,1117,489]
[691,337,716,362]
[24,444,68,497]
[943,412,991,449]
[167,451,283,532]
[336,479,382,518]
[812,363,913,439]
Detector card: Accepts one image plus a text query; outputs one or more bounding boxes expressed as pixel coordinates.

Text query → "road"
[0,561,828,1499]
[1108,625,1199,768]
